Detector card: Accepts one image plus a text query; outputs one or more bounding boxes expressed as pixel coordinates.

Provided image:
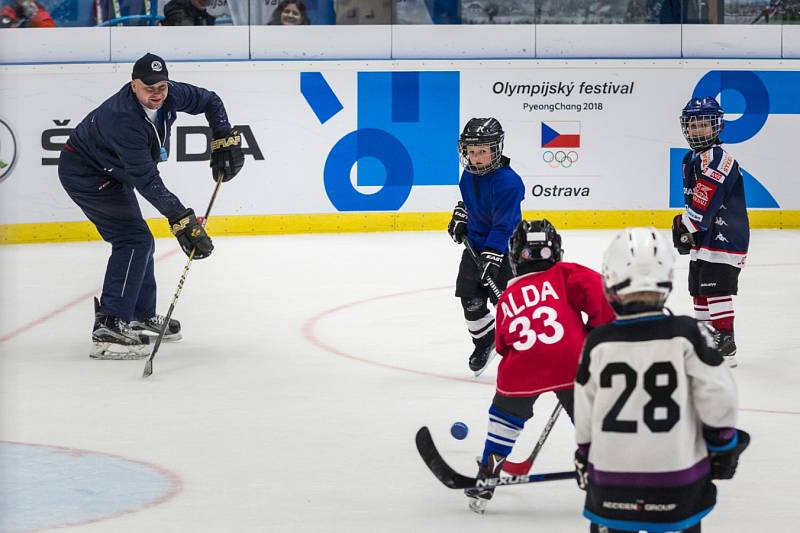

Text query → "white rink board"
[0,59,798,226]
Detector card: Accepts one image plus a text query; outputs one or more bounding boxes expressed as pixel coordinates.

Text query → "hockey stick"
[415,426,574,490]
[142,170,225,378]
[502,402,563,475]
[463,239,502,300]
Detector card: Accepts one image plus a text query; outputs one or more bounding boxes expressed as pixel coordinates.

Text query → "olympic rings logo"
[542,150,578,168]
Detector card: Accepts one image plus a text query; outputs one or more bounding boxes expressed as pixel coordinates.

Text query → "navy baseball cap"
[132,53,169,85]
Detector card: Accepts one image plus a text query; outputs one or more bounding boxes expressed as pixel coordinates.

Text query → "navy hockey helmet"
[508,219,563,276]
[680,96,724,152]
[458,117,504,176]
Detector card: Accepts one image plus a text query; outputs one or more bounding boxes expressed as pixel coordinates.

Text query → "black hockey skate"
[131,315,182,342]
[464,453,506,514]
[469,332,497,377]
[713,330,737,368]
[91,298,149,360]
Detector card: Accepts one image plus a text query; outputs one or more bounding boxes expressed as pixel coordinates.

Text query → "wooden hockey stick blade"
[415,426,574,490]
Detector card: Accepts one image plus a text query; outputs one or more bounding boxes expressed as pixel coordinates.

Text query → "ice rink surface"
[1,229,798,532]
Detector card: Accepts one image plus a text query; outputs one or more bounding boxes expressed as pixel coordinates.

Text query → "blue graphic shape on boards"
[301,72,343,125]
[324,128,414,211]
[670,70,800,209]
[305,70,460,211]
[356,71,460,188]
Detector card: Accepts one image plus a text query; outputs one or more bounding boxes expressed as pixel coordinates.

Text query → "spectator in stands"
[268,0,310,25]
[163,0,215,26]
[0,0,55,27]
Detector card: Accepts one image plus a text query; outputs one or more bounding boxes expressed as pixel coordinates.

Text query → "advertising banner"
[0,60,796,240]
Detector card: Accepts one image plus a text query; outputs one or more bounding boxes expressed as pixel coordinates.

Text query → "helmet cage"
[680,113,723,152]
[458,118,505,176]
[458,138,504,176]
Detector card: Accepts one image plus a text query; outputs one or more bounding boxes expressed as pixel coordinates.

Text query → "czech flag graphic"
[541,121,581,148]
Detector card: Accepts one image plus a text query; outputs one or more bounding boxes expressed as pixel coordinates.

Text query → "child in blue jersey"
[672,97,749,367]
[447,118,525,375]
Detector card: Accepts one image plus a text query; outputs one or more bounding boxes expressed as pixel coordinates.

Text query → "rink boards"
[1,59,799,243]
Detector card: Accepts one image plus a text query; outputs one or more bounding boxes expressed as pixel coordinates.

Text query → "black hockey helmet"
[508,219,563,276]
[457,117,504,176]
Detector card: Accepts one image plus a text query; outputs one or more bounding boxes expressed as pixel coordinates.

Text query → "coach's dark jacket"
[66,81,230,219]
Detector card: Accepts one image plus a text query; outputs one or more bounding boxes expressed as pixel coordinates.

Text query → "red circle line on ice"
[302,285,800,417]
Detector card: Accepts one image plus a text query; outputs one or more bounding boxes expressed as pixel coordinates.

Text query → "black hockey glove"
[169,208,213,259]
[479,250,503,287]
[574,448,589,491]
[210,128,245,182]
[708,429,751,480]
[447,201,468,244]
[672,214,694,255]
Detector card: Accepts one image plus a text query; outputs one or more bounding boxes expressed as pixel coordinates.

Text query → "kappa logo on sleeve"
[692,181,717,210]
[702,167,726,183]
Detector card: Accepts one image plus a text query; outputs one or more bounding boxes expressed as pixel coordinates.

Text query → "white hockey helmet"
[602,227,675,309]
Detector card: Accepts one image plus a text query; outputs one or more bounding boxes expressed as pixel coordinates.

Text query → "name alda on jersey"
[500,281,560,320]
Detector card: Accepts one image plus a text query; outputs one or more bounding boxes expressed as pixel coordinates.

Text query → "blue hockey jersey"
[459,158,525,254]
[680,146,749,268]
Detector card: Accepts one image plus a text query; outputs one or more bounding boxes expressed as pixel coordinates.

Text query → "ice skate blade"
[468,497,488,514]
[472,349,497,378]
[725,355,738,368]
[90,342,150,360]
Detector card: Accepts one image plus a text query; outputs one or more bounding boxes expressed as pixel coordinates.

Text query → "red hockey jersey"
[495,262,615,396]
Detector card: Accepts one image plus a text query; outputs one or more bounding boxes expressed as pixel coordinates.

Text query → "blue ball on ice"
[450,422,469,440]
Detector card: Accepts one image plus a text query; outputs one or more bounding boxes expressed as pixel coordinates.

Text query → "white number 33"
[508,306,565,350]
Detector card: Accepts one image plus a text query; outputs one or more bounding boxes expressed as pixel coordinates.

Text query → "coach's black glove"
[574,448,589,491]
[447,201,468,244]
[210,128,245,182]
[479,250,503,286]
[672,214,694,255]
[707,429,750,480]
[169,208,213,259]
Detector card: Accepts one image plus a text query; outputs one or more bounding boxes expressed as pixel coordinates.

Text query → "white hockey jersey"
[574,311,738,531]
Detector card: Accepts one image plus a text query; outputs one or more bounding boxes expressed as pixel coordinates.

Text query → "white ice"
[1,230,798,532]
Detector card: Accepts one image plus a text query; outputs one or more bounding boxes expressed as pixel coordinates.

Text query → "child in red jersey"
[465,219,615,514]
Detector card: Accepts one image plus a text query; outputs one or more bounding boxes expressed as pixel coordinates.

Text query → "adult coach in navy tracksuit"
[447,118,525,375]
[58,53,244,359]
